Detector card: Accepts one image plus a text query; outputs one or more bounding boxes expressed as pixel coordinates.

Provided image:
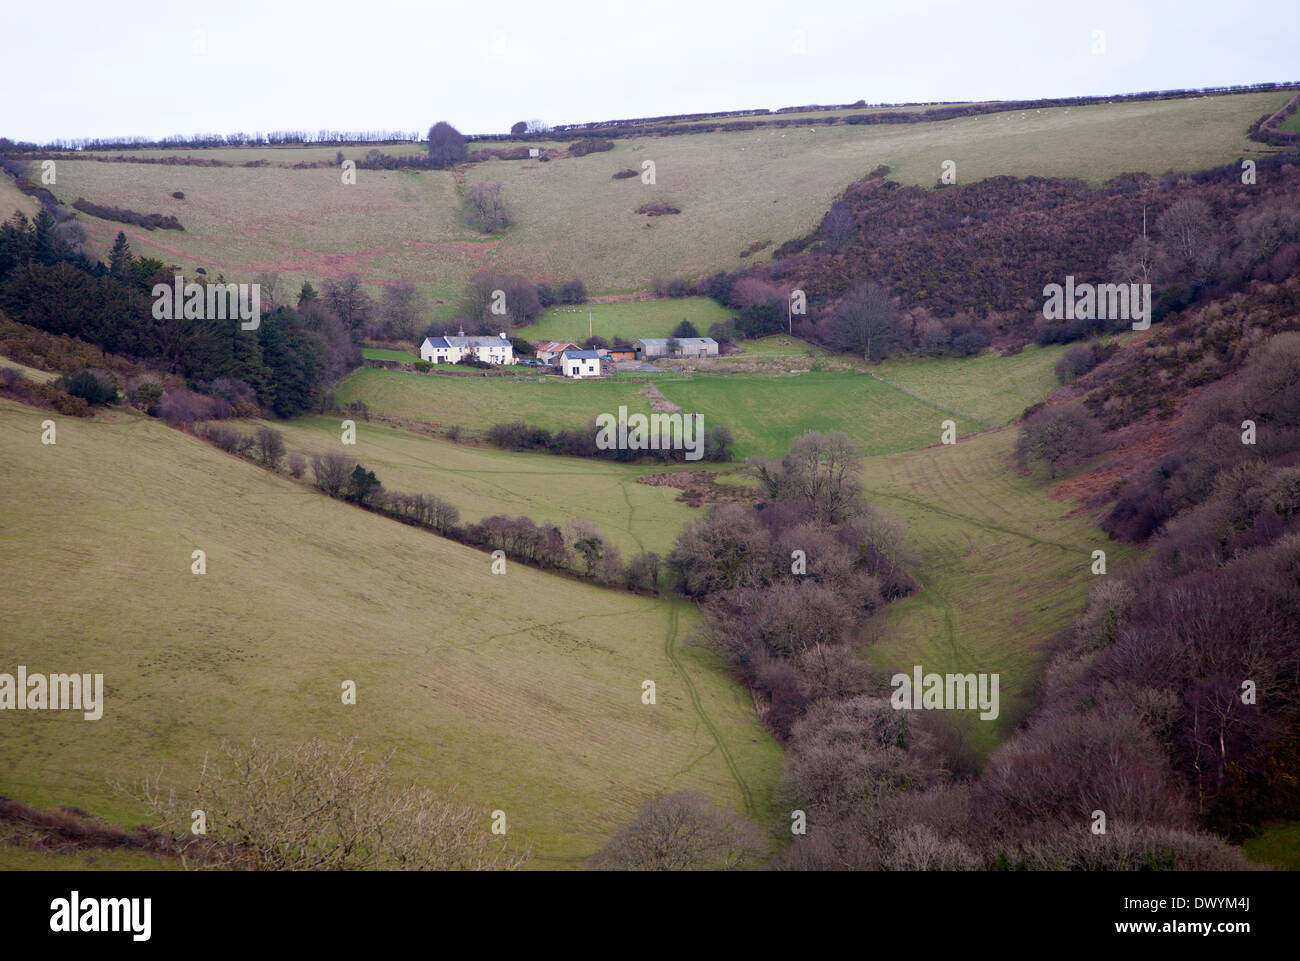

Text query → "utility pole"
[589,310,593,340]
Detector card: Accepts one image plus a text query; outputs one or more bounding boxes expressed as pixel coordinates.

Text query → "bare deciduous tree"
[828,281,900,362]
[592,791,764,870]
[311,451,357,496]
[380,279,427,341]
[322,274,373,332]
[123,738,526,870]
[749,430,865,526]
[253,426,286,469]
[253,272,281,313]
[462,182,513,234]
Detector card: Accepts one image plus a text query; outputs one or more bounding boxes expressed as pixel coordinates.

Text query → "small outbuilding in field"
[635,337,718,359]
[600,345,638,362]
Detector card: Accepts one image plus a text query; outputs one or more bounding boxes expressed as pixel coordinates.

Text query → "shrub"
[156,388,229,425]
[286,452,307,478]
[203,422,246,453]
[558,279,587,304]
[129,381,164,411]
[612,168,638,179]
[637,203,680,216]
[171,191,184,199]
[414,360,432,372]
[61,369,118,405]
[569,138,614,157]
[1014,404,1103,478]
[72,198,182,231]
[1054,341,1114,384]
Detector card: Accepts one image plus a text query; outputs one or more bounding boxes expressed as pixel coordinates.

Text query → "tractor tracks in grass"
[663,605,757,820]
[864,369,997,431]
[862,483,1086,556]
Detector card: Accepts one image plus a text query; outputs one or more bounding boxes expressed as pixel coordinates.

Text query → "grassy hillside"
[33,90,1287,312]
[0,398,782,864]
[0,176,40,220]
[329,340,1096,756]
[362,347,420,362]
[866,344,1073,427]
[858,426,1140,750]
[525,297,733,345]
[262,414,702,555]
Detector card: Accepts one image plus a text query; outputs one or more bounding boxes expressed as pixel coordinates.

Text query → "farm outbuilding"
[535,341,579,364]
[559,349,604,378]
[635,337,718,359]
[600,346,638,361]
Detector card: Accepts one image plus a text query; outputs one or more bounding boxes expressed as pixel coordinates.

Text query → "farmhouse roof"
[536,341,578,353]
[445,335,510,348]
[561,349,602,359]
[422,336,452,349]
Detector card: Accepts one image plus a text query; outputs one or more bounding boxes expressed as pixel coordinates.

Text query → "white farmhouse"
[558,349,603,378]
[419,332,514,365]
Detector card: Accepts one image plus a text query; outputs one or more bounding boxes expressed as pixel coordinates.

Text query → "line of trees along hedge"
[0,212,357,417]
[485,418,735,463]
[199,430,668,594]
[5,83,1290,152]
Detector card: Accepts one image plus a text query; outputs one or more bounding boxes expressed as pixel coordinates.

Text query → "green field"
[1243,821,1300,870]
[362,347,420,362]
[338,367,660,433]
[31,90,1287,315]
[0,398,782,865]
[524,297,734,345]
[338,344,1069,460]
[262,414,702,556]
[858,425,1138,749]
[868,344,1071,427]
[0,840,175,871]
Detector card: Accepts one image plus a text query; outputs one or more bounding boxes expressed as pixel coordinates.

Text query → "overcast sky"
[3,0,1295,142]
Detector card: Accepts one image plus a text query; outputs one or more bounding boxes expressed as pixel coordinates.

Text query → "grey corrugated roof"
[562,349,603,359]
[635,337,717,346]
